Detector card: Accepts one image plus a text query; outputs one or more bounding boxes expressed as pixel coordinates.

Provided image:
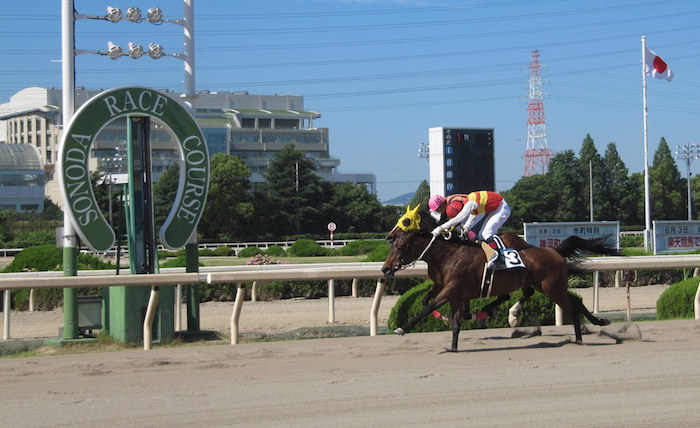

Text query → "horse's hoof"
[394,328,405,336]
[600,319,611,326]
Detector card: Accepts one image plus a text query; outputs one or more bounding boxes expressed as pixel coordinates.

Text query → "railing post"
[370,278,386,336]
[328,279,335,323]
[231,283,245,344]
[3,290,10,340]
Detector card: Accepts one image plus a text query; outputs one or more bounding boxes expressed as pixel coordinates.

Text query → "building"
[0,87,376,205]
[0,143,45,212]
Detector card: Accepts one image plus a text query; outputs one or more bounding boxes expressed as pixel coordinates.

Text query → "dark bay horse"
[381,205,620,352]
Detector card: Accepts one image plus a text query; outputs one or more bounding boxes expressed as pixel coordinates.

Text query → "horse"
[420,230,536,326]
[381,205,620,352]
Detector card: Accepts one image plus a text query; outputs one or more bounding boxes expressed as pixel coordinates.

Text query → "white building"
[0,87,376,206]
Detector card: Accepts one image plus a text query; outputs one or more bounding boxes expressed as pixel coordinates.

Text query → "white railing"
[2,255,700,349]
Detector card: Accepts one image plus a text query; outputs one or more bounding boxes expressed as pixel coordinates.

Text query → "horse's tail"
[554,235,620,271]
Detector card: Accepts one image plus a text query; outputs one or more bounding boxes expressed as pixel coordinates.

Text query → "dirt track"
[3,284,700,427]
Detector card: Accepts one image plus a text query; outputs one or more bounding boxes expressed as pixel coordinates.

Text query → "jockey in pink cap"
[428,191,511,268]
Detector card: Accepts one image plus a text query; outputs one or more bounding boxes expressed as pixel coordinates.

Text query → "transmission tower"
[523,50,552,176]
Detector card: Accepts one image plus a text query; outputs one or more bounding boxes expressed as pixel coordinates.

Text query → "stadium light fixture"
[105,7,123,23]
[106,41,123,59]
[127,42,144,59]
[126,7,142,23]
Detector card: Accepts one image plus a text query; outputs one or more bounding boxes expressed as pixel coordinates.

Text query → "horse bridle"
[390,233,437,271]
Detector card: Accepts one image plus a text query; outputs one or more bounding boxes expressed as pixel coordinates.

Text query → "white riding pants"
[477,200,511,240]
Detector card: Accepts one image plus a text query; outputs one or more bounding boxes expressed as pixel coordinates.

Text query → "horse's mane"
[417,216,481,248]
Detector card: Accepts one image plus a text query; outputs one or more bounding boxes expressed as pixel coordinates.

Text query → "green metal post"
[62,246,78,339]
[185,241,200,331]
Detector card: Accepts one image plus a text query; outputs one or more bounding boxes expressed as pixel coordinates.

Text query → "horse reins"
[408,234,436,268]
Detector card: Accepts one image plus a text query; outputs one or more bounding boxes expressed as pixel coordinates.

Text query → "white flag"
[644,46,673,82]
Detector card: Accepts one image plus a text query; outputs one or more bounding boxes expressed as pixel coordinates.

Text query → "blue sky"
[1,0,699,202]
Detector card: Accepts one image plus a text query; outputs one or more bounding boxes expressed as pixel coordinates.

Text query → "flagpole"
[641,35,652,252]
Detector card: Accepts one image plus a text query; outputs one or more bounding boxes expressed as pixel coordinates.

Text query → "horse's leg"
[508,286,534,327]
[395,297,449,335]
[449,300,467,352]
[568,293,583,342]
[574,295,610,326]
[480,294,509,318]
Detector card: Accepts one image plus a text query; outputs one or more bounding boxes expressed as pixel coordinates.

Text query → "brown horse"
[381,205,619,352]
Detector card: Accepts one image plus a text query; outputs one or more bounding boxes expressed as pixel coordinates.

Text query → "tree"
[322,182,386,233]
[502,174,559,233]
[199,154,255,241]
[650,138,685,220]
[409,180,431,209]
[548,150,587,221]
[152,163,180,230]
[263,144,325,236]
[578,134,604,221]
[600,143,641,226]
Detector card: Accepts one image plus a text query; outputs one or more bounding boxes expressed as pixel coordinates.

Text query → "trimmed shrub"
[2,244,62,273]
[335,240,385,256]
[257,280,327,300]
[264,245,287,257]
[362,242,390,262]
[213,246,234,256]
[238,246,263,258]
[199,248,216,257]
[161,255,203,268]
[287,239,328,257]
[657,278,698,319]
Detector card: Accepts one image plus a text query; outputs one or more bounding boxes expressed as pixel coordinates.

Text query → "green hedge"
[287,239,328,257]
[657,278,698,319]
[388,281,581,333]
[2,245,115,310]
[237,246,263,258]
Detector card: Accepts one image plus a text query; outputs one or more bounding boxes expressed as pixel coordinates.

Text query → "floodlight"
[126,7,142,23]
[106,41,123,59]
[127,42,144,59]
[105,7,123,23]
[147,8,164,24]
[148,43,164,59]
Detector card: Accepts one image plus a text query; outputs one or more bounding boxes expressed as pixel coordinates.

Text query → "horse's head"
[382,205,430,278]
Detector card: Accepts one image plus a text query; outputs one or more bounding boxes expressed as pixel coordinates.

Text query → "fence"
[2,256,700,350]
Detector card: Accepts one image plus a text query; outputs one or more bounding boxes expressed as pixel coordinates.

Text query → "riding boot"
[485,236,506,269]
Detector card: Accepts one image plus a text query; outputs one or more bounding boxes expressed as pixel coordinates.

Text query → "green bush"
[335,240,384,256]
[388,281,579,332]
[199,248,216,256]
[258,280,327,299]
[161,255,203,268]
[2,244,62,273]
[362,242,390,262]
[3,245,114,310]
[287,239,328,257]
[238,246,263,258]
[213,246,234,256]
[264,245,287,257]
[657,278,698,319]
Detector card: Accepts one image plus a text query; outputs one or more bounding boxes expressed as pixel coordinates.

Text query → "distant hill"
[382,192,414,206]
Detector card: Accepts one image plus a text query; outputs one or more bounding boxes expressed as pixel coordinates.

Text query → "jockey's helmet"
[428,194,445,211]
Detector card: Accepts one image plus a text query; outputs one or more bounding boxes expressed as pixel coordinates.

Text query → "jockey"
[428,191,512,268]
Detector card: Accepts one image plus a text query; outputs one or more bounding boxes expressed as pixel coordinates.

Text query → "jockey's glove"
[431,226,444,237]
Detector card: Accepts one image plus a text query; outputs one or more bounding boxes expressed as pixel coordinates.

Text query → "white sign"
[524,221,620,249]
[327,222,337,232]
[653,220,700,254]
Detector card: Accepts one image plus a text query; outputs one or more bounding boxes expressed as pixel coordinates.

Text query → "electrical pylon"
[523,50,552,176]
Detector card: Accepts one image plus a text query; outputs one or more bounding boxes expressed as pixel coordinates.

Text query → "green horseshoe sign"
[58,86,209,252]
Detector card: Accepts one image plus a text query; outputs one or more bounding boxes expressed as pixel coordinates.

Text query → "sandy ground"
[6,284,700,427]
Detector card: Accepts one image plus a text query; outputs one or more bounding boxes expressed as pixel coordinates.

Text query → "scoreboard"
[428,127,495,195]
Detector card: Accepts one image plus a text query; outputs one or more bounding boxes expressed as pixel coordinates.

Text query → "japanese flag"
[644,46,674,82]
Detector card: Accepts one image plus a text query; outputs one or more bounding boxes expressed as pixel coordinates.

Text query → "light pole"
[61,2,198,341]
[675,144,700,221]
